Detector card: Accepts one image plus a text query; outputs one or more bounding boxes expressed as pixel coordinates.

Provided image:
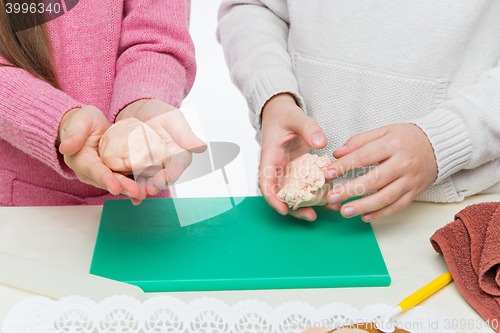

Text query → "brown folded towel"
[431,202,500,332]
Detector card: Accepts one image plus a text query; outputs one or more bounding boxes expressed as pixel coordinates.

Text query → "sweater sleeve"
[217,0,305,129]
[410,60,500,186]
[109,0,196,123]
[0,60,83,178]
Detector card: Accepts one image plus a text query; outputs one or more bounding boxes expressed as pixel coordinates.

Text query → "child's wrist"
[57,107,80,147]
[115,99,151,123]
[261,93,300,125]
[262,93,296,113]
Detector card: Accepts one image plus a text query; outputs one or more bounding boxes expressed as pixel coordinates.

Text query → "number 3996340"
[5,2,61,14]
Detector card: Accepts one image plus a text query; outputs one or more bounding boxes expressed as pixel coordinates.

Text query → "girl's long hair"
[0,0,60,89]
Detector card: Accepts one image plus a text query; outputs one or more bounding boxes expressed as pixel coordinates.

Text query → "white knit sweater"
[217,0,500,203]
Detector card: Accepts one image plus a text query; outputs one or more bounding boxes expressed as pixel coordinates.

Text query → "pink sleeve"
[0,61,83,178]
[109,0,196,122]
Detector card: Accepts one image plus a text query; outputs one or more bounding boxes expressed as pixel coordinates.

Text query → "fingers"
[59,105,120,194]
[152,166,170,189]
[145,177,160,195]
[132,150,188,197]
[258,147,291,215]
[259,99,328,221]
[73,173,107,190]
[59,133,86,156]
[151,150,192,187]
[259,158,317,221]
[358,190,414,222]
[286,112,327,150]
[59,105,108,155]
[85,159,120,194]
[127,196,143,206]
[153,110,207,153]
[337,178,409,219]
[323,202,341,211]
[64,148,121,193]
[113,172,143,199]
[325,138,392,180]
[165,150,192,184]
[59,108,93,155]
[288,206,318,221]
[134,176,158,196]
[59,104,164,202]
[259,158,318,222]
[332,126,387,159]
[259,173,289,216]
[326,160,399,205]
[136,176,147,192]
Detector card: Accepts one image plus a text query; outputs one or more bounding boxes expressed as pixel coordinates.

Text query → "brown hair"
[0,0,60,89]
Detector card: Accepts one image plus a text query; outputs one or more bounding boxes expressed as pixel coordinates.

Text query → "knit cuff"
[410,108,473,184]
[250,69,305,130]
[20,90,83,179]
[110,54,191,124]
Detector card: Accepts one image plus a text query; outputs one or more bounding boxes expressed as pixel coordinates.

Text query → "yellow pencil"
[378,271,453,333]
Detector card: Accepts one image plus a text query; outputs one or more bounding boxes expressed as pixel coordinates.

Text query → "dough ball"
[276,153,331,210]
[99,118,168,174]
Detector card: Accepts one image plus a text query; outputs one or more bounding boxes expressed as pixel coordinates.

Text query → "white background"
[180,0,261,198]
[1,2,495,332]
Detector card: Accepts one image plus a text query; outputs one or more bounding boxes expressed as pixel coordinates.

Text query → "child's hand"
[325,124,438,222]
[98,117,168,177]
[260,93,333,221]
[57,105,141,200]
[111,99,207,204]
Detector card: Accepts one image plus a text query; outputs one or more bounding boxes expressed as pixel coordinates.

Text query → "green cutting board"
[90,196,390,292]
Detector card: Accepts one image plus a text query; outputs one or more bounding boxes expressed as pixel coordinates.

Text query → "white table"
[1,195,498,333]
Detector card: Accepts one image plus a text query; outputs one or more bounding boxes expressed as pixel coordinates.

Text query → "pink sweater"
[0,0,195,206]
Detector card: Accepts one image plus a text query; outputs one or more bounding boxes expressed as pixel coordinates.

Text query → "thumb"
[287,112,327,149]
[59,110,93,155]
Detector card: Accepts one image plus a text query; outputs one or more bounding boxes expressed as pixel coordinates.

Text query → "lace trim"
[2,295,456,333]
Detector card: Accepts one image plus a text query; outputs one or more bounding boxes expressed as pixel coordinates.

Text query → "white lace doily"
[3,295,456,333]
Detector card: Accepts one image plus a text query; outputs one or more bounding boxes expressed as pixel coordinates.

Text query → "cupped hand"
[260,93,335,221]
[324,123,438,222]
[101,99,207,204]
[57,105,141,200]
